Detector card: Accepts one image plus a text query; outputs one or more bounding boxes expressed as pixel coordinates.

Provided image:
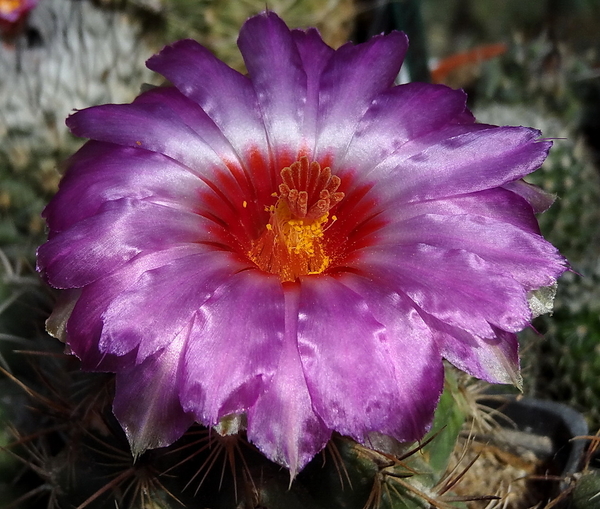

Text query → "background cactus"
[467,33,600,432]
[0,340,472,509]
[0,0,160,261]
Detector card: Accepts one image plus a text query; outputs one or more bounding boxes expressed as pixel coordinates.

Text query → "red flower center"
[199,150,382,282]
[248,157,344,282]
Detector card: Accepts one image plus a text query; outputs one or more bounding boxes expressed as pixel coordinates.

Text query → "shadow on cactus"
[0,350,510,509]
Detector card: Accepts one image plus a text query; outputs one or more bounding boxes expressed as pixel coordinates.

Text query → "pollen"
[248,157,344,282]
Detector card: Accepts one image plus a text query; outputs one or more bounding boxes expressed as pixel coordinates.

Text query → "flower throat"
[248,157,344,282]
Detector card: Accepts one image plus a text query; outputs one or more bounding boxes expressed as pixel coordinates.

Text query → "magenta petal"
[291,28,335,145]
[297,276,407,442]
[44,142,204,233]
[146,39,268,156]
[396,188,543,234]
[342,83,471,173]
[422,313,521,386]
[37,199,211,288]
[113,326,195,455]
[375,213,566,289]
[67,102,228,174]
[67,107,257,229]
[338,273,444,440]
[133,87,245,168]
[46,288,137,373]
[180,270,285,425]
[99,251,249,362]
[315,31,409,162]
[363,125,552,203]
[503,179,556,213]
[238,12,306,163]
[355,244,531,339]
[65,246,204,369]
[247,285,330,477]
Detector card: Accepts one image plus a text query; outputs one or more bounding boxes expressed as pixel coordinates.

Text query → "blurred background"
[1,0,600,507]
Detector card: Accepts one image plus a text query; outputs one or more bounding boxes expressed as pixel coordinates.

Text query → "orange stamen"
[248,157,344,282]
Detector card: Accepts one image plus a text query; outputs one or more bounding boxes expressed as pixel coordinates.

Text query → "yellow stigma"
[248,157,343,282]
[273,199,330,256]
[285,217,326,255]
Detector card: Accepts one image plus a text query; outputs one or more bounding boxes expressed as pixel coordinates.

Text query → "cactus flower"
[0,0,38,23]
[37,12,566,476]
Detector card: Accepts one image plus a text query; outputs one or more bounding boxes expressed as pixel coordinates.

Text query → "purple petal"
[238,12,306,164]
[291,28,335,146]
[297,276,407,442]
[46,289,137,373]
[247,285,330,478]
[65,246,203,370]
[373,213,566,289]
[421,313,521,386]
[146,39,268,157]
[314,31,409,163]
[46,288,80,343]
[352,125,552,204]
[133,87,247,169]
[66,101,229,174]
[43,142,204,233]
[354,244,532,339]
[338,273,444,440]
[66,109,264,236]
[132,88,268,209]
[180,269,285,425]
[113,325,196,455]
[503,179,556,213]
[342,83,472,173]
[395,187,543,233]
[99,251,249,362]
[38,199,214,288]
